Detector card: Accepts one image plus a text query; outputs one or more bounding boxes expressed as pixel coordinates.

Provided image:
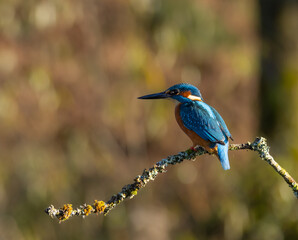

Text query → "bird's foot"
[186,146,206,154]
[190,146,197,151]
[188,146,199,152]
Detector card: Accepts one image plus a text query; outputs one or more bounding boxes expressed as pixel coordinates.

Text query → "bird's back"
[176,101,231,170]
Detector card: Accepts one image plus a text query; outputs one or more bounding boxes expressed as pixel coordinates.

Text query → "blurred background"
[0,0,297,239]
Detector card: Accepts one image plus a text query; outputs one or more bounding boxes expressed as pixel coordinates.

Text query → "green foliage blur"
[0,0,297,239]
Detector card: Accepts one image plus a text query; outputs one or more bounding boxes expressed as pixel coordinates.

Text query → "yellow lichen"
[131,190,138,196]
[94,200,106,214]
[58,204,73,221]
[83,205,93,216]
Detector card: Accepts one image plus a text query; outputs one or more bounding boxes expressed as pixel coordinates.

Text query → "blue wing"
[209,106,233,140]
[179,101,227,144]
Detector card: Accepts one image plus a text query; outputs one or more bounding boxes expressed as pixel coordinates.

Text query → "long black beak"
[138,91,169,99]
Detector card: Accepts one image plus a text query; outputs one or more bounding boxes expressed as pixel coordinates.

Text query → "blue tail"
[217,141,230,170]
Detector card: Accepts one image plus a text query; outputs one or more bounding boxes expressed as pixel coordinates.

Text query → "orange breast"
[175,103,217,153]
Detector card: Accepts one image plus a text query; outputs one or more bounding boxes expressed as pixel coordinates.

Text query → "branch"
[45,137,298,222]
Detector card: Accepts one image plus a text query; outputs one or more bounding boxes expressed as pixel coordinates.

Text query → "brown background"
[0,0,297,239]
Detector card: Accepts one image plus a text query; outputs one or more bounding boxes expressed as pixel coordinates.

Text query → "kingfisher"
[138,83,233,170]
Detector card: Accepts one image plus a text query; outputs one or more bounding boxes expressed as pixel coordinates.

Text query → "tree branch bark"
[45,137,298,222]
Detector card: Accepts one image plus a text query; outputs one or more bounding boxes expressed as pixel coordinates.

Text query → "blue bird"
[138,83,233,170]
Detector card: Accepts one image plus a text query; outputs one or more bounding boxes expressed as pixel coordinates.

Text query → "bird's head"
[138,83,203,103]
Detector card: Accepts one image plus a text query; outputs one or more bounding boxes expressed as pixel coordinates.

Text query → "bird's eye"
[168,89,180,95]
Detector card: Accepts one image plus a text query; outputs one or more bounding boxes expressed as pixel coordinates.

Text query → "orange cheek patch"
[180,90,191,97]
[180,91,202,101]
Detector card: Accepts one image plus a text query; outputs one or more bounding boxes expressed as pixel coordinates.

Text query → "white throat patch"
[188,95,202,101]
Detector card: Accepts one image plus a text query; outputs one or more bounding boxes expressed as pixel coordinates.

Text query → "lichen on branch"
[45,137,298,222]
